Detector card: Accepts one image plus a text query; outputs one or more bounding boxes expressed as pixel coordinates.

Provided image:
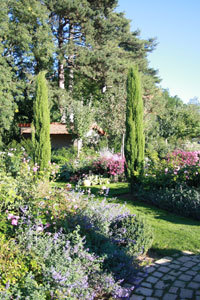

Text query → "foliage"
[0,236,29,291]
[51,147,77,165]
[57,150,125,183]
[137,184,200,221]
[0,150,153,299]
[32,71,51,170]
[142,150,200,190]
[145,90,200,157]
[125,67,144,189]
[109,214,154,256]
[93,153,125,177]
[66,100,94,141]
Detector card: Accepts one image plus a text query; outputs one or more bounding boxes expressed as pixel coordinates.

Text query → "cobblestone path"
[130,251,200,300]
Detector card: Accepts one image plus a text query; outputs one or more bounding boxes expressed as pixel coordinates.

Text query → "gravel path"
[129,251,200,300]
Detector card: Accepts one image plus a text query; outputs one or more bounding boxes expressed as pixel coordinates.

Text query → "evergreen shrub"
[109,214,154,256]
[138,184,200,220]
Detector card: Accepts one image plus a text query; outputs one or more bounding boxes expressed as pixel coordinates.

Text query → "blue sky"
[117,0,200,103]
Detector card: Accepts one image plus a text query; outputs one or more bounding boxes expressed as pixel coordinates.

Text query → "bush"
[1,225,124,299]
[67,198,153,282]
[137,184,200,220]
[0,150,152,298]
[109,214,154,256]
[0,236,29,291]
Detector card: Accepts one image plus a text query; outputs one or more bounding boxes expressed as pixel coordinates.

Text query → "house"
[18,122,106,149]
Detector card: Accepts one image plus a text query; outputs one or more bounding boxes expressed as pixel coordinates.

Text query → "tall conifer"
[32,71,51,170]
[125,67,144,190]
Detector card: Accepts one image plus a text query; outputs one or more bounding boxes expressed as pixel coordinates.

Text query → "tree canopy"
[0,0,199,153]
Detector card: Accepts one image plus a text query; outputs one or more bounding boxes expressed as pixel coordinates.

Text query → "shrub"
[167,150,200,167]
[68,198,153,282]
[137,184,200,220]
[93,153,125,177]
[109,214,154,256]
[0,235,29,291]
[2,225,124,299]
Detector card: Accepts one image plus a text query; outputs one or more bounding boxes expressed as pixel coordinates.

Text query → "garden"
[1,143,200,299]
[1,1,200,299]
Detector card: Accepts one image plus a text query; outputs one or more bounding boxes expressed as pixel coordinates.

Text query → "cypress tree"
[125,67,144,190]
[32,71,51,170]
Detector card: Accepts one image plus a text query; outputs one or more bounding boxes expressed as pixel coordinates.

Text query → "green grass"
[87,183,200,257]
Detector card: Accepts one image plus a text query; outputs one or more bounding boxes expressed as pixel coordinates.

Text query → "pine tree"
[32,71,51,170]
[125,67,144,190]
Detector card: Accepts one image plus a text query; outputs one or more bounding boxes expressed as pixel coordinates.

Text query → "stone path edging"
[130,251,200,300]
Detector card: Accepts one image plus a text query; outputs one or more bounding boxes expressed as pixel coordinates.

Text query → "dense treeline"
[0,0,199,154]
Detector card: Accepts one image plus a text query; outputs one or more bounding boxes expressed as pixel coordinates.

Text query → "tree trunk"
[58,17,66,123]
[68,23,74,93]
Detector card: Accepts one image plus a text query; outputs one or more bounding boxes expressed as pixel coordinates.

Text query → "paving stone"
[146,297,159,300]
[130,295,144,300]
[169,270,182,277]
[180,288,193,299]
[194,274,200,282]
[155,280,169,289]
[179,274,192,281]
[152,271,163,278]
[178,256,191,262]
[180,267,189,271]
[187,281,200,289]
[141,282,152,288]
[145,266,156,273]
[193,266,200,271]
[157,266,170,273]
[133,277,144,284]
[154,289,164,297]
[170,263,181,269]
[163,274,176,282]
[185,270,198,276]
[137,272,147,278]
[184,261,196,268]
[134,287,153,296]
[146,276,159,284]
[169,287,179,294]
[174,280,186,288]
[191,256,200,262]
[162,293,177,300]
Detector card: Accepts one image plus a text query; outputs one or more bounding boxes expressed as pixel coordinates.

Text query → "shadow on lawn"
[108,192,200,228]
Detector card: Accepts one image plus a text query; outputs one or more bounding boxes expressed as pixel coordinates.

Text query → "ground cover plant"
[0,149,154,299]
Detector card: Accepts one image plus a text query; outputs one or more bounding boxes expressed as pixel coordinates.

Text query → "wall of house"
[21,134,73,149]
[51,134,73,149]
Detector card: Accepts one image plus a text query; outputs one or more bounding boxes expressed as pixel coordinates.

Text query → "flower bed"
[0,149,153,299]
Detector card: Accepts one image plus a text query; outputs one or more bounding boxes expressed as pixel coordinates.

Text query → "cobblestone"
[131,252,200,299]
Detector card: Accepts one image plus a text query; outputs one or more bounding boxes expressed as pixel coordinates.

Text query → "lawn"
[72,182,200,257]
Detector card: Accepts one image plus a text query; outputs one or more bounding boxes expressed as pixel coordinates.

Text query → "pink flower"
[33,167,38,172]
[36,225,43,232]
[11,218,18,226]
[8,213,14,220]
[45,223,51,228]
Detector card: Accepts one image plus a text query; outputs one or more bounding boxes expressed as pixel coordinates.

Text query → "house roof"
[18,122,106,136]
